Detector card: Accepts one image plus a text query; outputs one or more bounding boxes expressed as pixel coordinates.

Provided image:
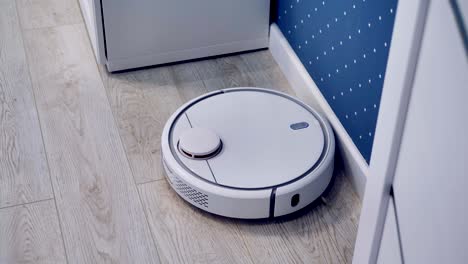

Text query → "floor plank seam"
[189,63,210,97]
[14,3,71,263]
[20,21,84,32]
[108,107,164,263]
[136,178,166,186]
[233,222,258,264]
[96,58,164,264]
[0,197,54,211]
[136,186,165,263]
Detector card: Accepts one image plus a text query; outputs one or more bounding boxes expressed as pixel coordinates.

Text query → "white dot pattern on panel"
[275,0,398,162]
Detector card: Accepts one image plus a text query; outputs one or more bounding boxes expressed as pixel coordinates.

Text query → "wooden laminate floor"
[0,0,361,263]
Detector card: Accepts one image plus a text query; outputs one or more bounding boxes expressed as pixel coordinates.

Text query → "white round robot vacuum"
[161,88,335,219]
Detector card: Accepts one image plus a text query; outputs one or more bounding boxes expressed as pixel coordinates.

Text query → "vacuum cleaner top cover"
[169,89,325,189]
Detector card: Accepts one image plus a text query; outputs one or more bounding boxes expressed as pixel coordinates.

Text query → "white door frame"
[352,1,430,263]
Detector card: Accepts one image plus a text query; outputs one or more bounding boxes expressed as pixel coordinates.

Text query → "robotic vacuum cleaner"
[161,88,335,219]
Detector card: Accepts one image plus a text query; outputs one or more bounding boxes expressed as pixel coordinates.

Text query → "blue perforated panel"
[274,0,398,162]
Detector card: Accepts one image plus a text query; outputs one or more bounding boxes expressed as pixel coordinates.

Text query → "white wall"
[392,1,468,262]
[78,0,105,63]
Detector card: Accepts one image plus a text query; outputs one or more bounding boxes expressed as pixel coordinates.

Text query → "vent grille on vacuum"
[172,177,209,208]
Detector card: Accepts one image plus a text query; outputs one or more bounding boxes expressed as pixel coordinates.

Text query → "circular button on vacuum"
[178,127,222,159]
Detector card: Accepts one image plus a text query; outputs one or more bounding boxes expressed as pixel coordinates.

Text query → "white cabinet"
[353,1,468,263]
[78,0,270,71]
[392,1,468,263]
[377,198,402,264]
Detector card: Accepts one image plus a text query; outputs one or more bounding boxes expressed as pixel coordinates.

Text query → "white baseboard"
[269,23,368,198]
